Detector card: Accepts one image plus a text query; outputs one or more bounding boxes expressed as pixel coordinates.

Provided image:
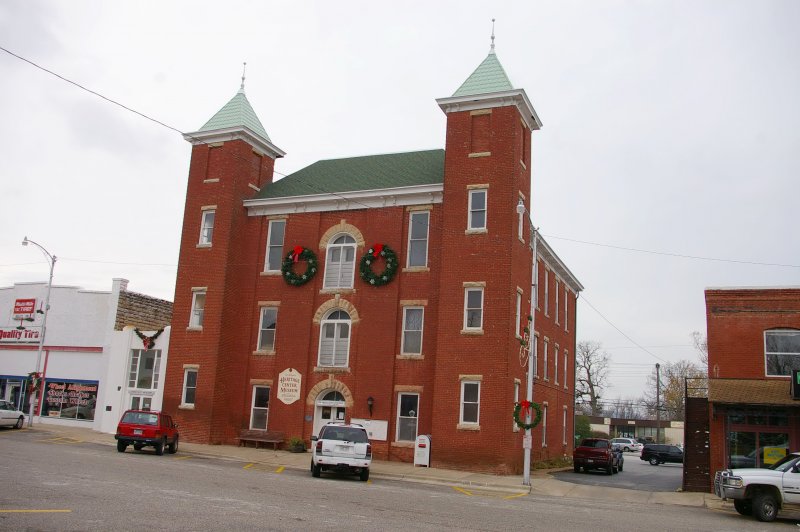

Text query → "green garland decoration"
[134,327,165,350]
[359,243,398,287]
[513,400,543,430]
[281,246,318,286]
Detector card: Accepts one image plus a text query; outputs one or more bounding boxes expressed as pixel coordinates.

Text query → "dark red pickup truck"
[573,438,621,475]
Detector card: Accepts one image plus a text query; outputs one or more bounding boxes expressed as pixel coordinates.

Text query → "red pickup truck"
[573,438,622,475]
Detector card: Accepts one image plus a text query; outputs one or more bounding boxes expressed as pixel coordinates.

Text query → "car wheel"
[606,463,613,475]
[753,491,778,522]
[14,416,23,429]
[117,441,127,453]
[133,443,144,451]
[573,464,581,473]
[168,436,179,454]
[623,446,630,452]
[360,468,370,481]
[733,499,752,516]
[155,438,165,456]
[649,457,659,466]
[312,462,321,478]
[618,462,623,472]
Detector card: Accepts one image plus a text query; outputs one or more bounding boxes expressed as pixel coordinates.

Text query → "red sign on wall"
[13,298,36,319]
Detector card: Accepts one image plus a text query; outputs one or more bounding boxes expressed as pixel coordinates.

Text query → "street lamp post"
[21,236,56,428]
[517,200,538,487]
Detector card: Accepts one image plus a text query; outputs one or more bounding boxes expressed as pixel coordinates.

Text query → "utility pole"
[517,200,537,487]
[655,363,661,444]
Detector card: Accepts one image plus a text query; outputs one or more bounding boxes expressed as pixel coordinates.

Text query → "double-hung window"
[258,307,278,351]
[554,346,559,384]
[318,310,351,367]
[250,386,270,429]
[765,329,800,376]
[460,381,480,425]
[565,288,569,330]
[533,337,539,377]
[542,404,548,446]
[463,287,484,330]
[468,189,487,231]
[407,211,429,267]
[555,279,560,324]
[544,269,549,316]
[182,368,197,406]
[199,209,215,245]
[401,307,424,355]
[190,290,206,328]
[265,220,286,271]
[396,393,419,442]
[129,349,161,390]
[324,235,357,289]
[543,339,549,380]
[515,290,523,337]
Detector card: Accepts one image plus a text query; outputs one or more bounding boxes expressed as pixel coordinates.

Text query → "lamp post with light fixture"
[21,236,56,428]
[516,200,538,486]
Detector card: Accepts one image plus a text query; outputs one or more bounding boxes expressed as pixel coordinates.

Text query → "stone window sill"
[186,326,203,332]
[313,366,351,374]
[260,270,282,276]
[196,243,212,249]
[457,423,480,431]
[397,354,424,360]
[465,228,488,235]
[461,329,484,336]
[402,266,430,273]
[178,404,195,410]
[391,441,415,448]
[252,350,276,356]
[468,152,491,158]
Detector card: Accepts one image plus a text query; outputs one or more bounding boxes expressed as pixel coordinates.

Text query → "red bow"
[292,246,304,263]
[143,337,153,350]
[372,243,384,257]
[519,400,531,421]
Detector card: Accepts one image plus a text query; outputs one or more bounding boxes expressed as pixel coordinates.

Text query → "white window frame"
[128,349,162,390]
[407,211,429,268]
[544,269,549,316]
[317,310,351,368]
[533,335,539,378]
[189,290,206,328]
[264,219,286,272]
[564,350,569,389]
[554,345,559,385]
[534,260,539,308]
[565,288,569,331]
[563,406,568,445]
[396,392,419,442]
[181,368,197,406]
[513,381,520,432]
[250,385,270,430]
[257,307,278,351]
[199,209,215,245]
[515,290,522,338]
[765,329,800,376]
[555,279,560,324]
[542,403,548,446]
[517,204,523,240]
[401,307,424,355]
[544,339,549,381]
[463,287,484,331]
[468,189,487,231]
[460,381,480,425]
[323,234,357,289]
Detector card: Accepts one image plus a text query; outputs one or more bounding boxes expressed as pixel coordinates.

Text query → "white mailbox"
[414,435,431,467]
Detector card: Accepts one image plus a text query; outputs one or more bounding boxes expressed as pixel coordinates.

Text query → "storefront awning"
[708,378,798,406]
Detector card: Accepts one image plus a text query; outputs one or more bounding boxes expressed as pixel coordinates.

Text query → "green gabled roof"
[452,51,514,97]
[253,149,445,200]
[199,90,271,142]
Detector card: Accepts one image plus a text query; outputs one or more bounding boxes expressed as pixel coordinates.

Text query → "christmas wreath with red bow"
[513,400,543,430]
[134,328,164,350]
[281,246,318,286]
[359,243,398,287]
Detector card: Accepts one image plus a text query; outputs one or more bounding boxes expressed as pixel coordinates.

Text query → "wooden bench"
[238,430,285,450]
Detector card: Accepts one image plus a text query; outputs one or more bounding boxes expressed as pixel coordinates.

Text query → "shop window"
[765,329,800,376]
[41,380,98,421]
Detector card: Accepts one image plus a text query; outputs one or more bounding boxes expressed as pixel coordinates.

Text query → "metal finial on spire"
[490,18,496,52]
[239,62,247,92]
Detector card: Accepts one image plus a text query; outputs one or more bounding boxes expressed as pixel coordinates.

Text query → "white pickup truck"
[715,452,800,522]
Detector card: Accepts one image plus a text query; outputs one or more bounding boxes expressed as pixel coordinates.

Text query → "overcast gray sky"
[1,1,798,404]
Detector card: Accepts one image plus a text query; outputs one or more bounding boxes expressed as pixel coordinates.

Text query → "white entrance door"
[313,390,346,437]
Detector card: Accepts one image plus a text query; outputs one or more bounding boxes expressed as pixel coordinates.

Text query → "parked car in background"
[611,437,643,452]
[115,410,179,455]
[573,438,621,475]
[311,423,372,481]
[0,400,25,429]
[641,443,684,465]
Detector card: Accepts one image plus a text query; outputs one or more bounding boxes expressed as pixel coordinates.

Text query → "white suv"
[311,423,372,481]
[611,437,643,452]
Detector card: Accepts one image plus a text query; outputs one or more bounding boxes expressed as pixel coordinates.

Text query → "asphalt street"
[553,450,683,492]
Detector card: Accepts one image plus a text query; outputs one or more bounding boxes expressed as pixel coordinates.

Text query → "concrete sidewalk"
[30,423,723,509]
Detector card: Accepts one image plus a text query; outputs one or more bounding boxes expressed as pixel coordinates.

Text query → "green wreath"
[281,246,318,286]
[513,400,542,430]
[359,243,398,287]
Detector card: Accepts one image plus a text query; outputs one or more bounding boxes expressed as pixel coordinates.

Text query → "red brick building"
[698,287,800,489]
[162,46,582,473]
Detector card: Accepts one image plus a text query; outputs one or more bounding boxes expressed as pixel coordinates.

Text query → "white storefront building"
[0,278,172,434]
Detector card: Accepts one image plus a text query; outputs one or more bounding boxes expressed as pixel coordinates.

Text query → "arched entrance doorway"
[313,390,346,436]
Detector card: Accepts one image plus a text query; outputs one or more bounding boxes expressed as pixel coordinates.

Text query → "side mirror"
[310,436,318,441]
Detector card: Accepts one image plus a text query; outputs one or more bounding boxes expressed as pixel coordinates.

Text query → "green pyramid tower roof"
[452,50,514,97]
[198,89,272,142]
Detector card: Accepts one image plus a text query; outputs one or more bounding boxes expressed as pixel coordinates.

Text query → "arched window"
[324,235,356,289]
[319,310,351,367]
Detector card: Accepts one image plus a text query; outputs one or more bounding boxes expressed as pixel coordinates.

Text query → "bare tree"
[691,331,708,368]
[576,341,610,416]
[603,397,645,419]
[643,359,705,421]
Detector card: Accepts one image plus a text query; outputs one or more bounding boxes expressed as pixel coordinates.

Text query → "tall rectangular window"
[565,288,569,331]
[401,307,424,354]
[765,330,800,376]
[513,381,520,432]
[265,219,286,271]
[542,404,548,446]
[199,209,215,245]
[190,290,205,328]
[407,211,429,267]
[250,386,270,429]
[515,291,522,337]
[460,381,480,424]
[517,204,524,240]
[534,260,539,308]
[396,393,419,441]
[554,346,559,385]
[555,279,560,324]
[533,337,539,377]
[544,340,549,380]
[128,350,161,390]
[564,350,569,389]
[544,269,549,316]
[182,369,197,406]
[563,407,568,445]
[468,189,487,230]
[258,307,278,351]
[464,287,484,330]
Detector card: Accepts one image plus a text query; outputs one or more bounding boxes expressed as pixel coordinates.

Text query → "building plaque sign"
[277,368,301,405]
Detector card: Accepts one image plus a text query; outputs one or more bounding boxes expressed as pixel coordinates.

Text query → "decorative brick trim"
[401,266,430,273]
[405,204,433,212]
[400,299,428,306]
[248,183,261,192]
[200,204,217,211]
[252,350,276,357]
[305,376,354,407]
[466,184,490,190]
[394,385,423,393]
[186,326,203,332]
[396,354,424,360]
[203,178,219,183]
[391,441,415,448]
[178,404,195,410]
[191,286,207,292]
[465,228,488,235]
[208,142,224,148]
[252,147,265,157]
[463,281,486,288]
[258,301,281,307]
[266,214,288,220]
[196,243,212,249]
[312,297,360,324]
[460,329,484,336]
[459,374,483,382]
[313,366,350,374]
[457,423,481,431]
[250,379,273,386]
[470,109,492,116]
[468,152,491,158]
[183,364,200,370]
[319,288,357,296]
[319,220,365,249]
[260,271,281,277]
